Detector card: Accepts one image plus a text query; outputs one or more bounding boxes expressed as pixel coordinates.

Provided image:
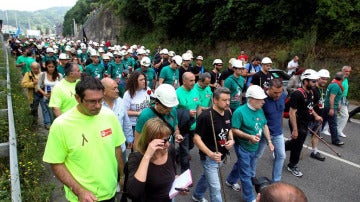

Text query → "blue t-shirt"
[263,92,286,136]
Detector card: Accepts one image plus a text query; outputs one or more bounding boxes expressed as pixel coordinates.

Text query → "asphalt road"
[46,107,360,202]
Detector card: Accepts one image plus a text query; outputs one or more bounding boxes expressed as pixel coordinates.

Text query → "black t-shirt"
[154,58,170,72]
[179,66,192,86]
[219,68,234,84]
[312,87,322,116]
[289,89,315,124]
[190,65,202,82]
[195,108,232,160]
[209,70,221,92]
[251,70,272,90]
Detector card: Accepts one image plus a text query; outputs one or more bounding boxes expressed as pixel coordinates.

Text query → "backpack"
[283,87,307,118]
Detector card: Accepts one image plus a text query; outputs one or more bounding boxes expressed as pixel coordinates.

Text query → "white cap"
[107,52,114,58]
[46,47,54,53]
[172,55,183,66]
[160,48,169,55]
[232,60,245,68]
[98,48,105,53]
[154,84,179,107]
[182,53,192,61]
[213,59,223,65]
[114,51,122,56]
[196,56,204,60]
[137,48,146,55]
[261,57,272,64]
[102,54,110,60]
[301,69,319,80]
[317,69,330,78]
[140,56,151,67]
[246,85,267,99]
[59,53,69,60]
[90,50,100,57]
[168,51,176,57]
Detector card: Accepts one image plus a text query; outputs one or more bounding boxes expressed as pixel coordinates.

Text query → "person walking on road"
[285,69,323,177]
[43,74,126,202]
[337,66,352,137]
[192,87,234,202]
[226,85,274,202]
[251,79,286,182]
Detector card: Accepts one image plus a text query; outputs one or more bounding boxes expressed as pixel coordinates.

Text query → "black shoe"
[310,152,325,161]
[332,141,344,146]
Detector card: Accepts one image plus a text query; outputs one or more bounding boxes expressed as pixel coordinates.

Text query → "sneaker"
[287,166,303,177]
[310,152,325,161]
[321,130,331,136]
[339,133,347,138]
[192,195,208,202]
[332,141,344,146]
[225,180,241,191]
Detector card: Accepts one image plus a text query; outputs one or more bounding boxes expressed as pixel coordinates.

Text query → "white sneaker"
[339,133,347,138]
[321,130,331,136]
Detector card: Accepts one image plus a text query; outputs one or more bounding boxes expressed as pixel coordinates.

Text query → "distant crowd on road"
[9,36,355,202]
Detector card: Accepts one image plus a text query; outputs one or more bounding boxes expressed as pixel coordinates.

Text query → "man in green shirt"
[193,72,212,115]
[159,55,182,88]
[176,72,200,172]
[49,62,81,117]
[42,47,58,69]
[226,85,273,202]
[337,65,351,137]
[86,51,105,80]
[224,59,246,112]
[136,56,156,90]
[57,53,70,77]
[16,47,29,75]
[322,72,345,146]
[43,74,125,202]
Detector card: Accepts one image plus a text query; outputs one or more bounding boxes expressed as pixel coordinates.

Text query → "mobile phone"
[175,187,190,192]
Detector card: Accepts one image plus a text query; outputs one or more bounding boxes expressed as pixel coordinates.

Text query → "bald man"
[176,72,200,172]
[101,78,133,154]
[257,182,308,202]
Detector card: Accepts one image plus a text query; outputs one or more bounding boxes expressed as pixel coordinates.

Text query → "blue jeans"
[179,130,194,173]
[193,156,223,202]
[33,92,51,126]
[227,144,256,202]
[251,135,285,182]
[322,107,340,143]
[44,98,55,123]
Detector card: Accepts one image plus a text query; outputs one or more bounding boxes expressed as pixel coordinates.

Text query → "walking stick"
[209,110,227,202]
[308,127,342,157]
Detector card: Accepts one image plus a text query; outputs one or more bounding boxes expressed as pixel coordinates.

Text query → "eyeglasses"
[83,98,103,105]
[115,56,122,58]
[162,136,171,144]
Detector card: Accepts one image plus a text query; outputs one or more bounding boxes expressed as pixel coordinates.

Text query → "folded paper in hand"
[169,169,192,199]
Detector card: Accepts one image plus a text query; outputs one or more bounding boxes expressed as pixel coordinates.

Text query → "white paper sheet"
[169,169,193,199]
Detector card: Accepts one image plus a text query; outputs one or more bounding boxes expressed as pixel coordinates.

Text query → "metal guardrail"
[0,33,22,201]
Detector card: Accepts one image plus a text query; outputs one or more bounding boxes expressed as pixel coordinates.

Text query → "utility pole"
[73,19,77,37]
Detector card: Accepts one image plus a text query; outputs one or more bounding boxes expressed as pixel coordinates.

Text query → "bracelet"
[267,141,272,145]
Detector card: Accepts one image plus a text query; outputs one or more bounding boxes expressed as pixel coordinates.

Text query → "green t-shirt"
[42,54,58,63]
[57,65,65,77]
[49,79,79,113]
[136,67,156,89]
[159,65,179,87]
[21,57,35,75]
[176,86,200,130]
[43,107,125,201]
[342,78,349,97]
[86,63,105,80]
[232,104,267,152]
[16,55,30,74]
[135,107,178,134]
[122,57,135,69]
[224,75,245,110]
[324,82,343,109]
[193,83,212,108]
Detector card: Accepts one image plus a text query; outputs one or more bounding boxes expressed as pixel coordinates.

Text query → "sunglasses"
[311,80,317,83]
[115,56,122,58]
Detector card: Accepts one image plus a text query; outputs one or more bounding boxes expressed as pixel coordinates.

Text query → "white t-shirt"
[287,59,299,75]
[123,87,152,126]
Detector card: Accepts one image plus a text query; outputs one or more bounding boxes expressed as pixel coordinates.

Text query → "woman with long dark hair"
[123,71,152,148]
[37,60,63,126]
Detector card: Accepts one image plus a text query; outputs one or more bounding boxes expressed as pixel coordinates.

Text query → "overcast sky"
[0,0,78,11]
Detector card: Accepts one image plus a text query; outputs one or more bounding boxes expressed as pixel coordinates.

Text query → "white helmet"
[246,85,267,99]
[59,53,69,60]
[140,56,151,67]
[168,51,176,57]
[154,84,179,107]
[232,60,245,68]
[46,47,54,53]
[213,59,223,65]
[317,69,330,78]
[172,55,183,66]
[137,48,146,55]
[182,53,192,61]
[261,57,272,64]
[301,69,319,80]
